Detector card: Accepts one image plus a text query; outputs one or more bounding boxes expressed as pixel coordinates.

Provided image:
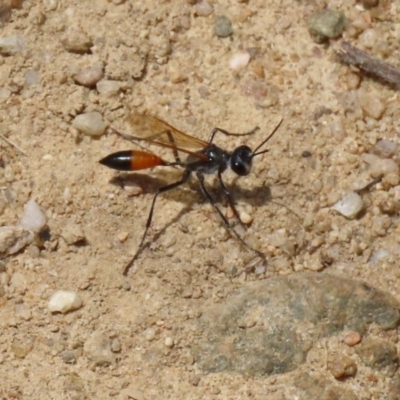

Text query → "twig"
[336,40,400,86]
[0,133,26,155]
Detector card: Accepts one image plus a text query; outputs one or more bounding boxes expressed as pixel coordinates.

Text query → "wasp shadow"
[109,172,273,210]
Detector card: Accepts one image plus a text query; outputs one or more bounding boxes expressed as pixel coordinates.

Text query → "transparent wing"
[120,113,209,151]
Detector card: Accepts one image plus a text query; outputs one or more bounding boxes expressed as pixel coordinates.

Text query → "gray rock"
[214,15,233,38]
[307,10,346,43]
[192,272,400,376]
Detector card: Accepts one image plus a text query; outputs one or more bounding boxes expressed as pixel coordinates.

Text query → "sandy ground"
[1,0,400,399]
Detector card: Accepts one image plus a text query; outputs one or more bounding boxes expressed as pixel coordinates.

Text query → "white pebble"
[73,111,107,137]
[96,80,121,97]
[332,191,364,219]
[48,290,83,313]
[239,210,253,225]
[255,265,266,275]
[229,52,251,71]
[144,328,156,341]
[0,35,26,55]
[195,0,214,16]
[164,337,174,348]
[20,199,47,232]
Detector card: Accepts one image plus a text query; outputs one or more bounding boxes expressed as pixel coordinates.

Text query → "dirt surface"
[1,0,400,399]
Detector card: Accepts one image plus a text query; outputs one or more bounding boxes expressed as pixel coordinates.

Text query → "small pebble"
[20,199,47,232]
[61,30,93,53]
[73,111,107,137]
[96,80,121,97]
[48,290,83,314]
[124,183,143,196]
[0,35,26,55]
[111,338,122,353]
[144,328,156,341]
[229,52,250,71]
[307,10,346,43]
[214,15,233,38]
[0,87,11,101]
[370,158,399,178]
[254,265,266,275]
[241,80,268,100]
[11,338,33,359]
[83,332,115,366]
[120,387,145,400]
[368,248,390,265]
[24,70,40,88]
[61,224,86,245]
[329,122,345,141]
[358,28,378,49]
[251,61,265,78]
[74,65,104,88]
[155,37,172,57]
[239,211,253,225]
[361,0,379,9]
[332,191,364,219]
[267,229,287,247]
[358,92,385,120]
[168,62,187,83]
[226,206,234,219]
[195,0,214,16]
[344,331,362,346]
[328,354,357,379]
[117,231,129,243]
[0,3,11,24]
[164,337,174,348]
[0,226,34,256]
[60,350,77,364]
[371,140,398,159]
[10,272,26,293]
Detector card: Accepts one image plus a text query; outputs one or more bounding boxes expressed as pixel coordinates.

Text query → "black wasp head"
[230,145,253,176]
[230,119,283,176]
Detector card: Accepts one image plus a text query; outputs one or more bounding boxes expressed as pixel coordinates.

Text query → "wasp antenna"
[252,119,283,157]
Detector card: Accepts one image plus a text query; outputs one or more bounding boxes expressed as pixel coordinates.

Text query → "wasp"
[100,113,282,275]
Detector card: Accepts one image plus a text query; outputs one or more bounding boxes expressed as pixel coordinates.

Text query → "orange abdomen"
[99,150,165,171]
